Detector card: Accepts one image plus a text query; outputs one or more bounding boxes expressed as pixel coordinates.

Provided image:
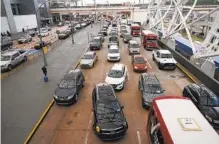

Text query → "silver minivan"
[128,40,140,55]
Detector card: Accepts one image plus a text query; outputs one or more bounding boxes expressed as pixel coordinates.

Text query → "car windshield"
[1,55,11,61]
[144,84,162,94]
[134,57,146,64]
[108,70,123,78]
[93,38,100,42]
[199,90,219,107]
[161,54,172,58]
[97,100,121,114]
[83,54,93,59]
[109,49,119,53]
[121,30,128,33]
[59,79,76,88]
[124,34,131,38]
[109,37,117,41]
[130,43,139,48]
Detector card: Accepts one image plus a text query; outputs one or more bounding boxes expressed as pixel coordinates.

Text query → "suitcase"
[44,76,49,82]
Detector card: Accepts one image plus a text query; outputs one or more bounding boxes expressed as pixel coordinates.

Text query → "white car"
[107,46,120,62]
[38,28,49,37]
[80,51,98,68]
[105,63,128,91]
[128,40,140,55]
[152,49,177,70]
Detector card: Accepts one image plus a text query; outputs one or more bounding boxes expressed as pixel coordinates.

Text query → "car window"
[76,75,81,83]
[130,43,139,48]
[135,57,146,64]
[161,54,172,58]
[12,53,19,59]
[109,49,119,53]
[1,55,11,61]
[108,69,123,78]
[190,89,199,100]
[59,79,76,88]
[83,54,93,59]
[199,89,219,106]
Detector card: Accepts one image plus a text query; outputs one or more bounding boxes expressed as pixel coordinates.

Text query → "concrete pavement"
[1,23,100,144]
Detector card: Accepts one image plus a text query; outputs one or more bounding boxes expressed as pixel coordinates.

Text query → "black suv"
[92,83,128,141]
[89,41,102,50]
[138,73,165,109]
[53,69,85,105]
[108,36,119,48]
[183,84,219,129]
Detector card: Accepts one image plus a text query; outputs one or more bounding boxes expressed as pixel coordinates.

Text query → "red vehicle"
[141,30,158,50]
[130,24,140,36]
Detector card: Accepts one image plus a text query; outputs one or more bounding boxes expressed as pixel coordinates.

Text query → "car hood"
[80,59,94,64]
[204,106,219,119]
[97,113,125,129]
[105,77,124,85]
[134,63,147,68]
[159,58,177,64]
[142,92,164,103]
[107,53,120,57]
[18,38,26,41]
[1,61,10,66]
[54,87,76,98]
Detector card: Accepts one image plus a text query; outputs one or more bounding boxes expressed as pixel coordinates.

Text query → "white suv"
[128,40,140,55]
[107,45,120,62]
[152,50,177,70]
[105,63,128,91]
[1,50,26,71]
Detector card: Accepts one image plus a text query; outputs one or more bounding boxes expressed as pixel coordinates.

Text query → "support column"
[2,0,17,33]
[60,13,63,21]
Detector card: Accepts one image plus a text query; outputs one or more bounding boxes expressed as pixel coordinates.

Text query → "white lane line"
[137,131,142,144]
[147,60,152,69]
[84,112,93,144]
[126,68,130,81]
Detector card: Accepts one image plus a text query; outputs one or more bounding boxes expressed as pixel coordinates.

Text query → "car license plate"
[110,130,115,134]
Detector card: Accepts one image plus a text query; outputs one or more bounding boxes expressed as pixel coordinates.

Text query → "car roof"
[111,63,124,71]
[142,73,160,84]
[129,40,138,44]
[68,69,81,75]
[153,96,219,144]
[1,50,19,56]
[158,50,171,54]
[134,55,144,58]
[109,45,119,49]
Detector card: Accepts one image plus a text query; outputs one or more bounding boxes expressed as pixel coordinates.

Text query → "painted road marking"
[146,59,152,69]
[84,112,93,144]
[137,131,142,144]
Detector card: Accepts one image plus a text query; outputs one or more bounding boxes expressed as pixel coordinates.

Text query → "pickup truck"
[152,50,177,70]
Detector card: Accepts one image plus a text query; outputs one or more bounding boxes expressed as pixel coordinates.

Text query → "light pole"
[68,1,75,44]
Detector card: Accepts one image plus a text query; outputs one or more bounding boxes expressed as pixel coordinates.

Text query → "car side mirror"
[121,106,124,109]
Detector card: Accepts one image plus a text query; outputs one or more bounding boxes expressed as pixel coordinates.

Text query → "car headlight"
[134,66,138,69]
[205,115,213,122]
[123,122,127,127]
[96,126,101,133]
[53,94,58,99]
[67,95,74,100]
[88,62,93,66]
[118,82,123,86]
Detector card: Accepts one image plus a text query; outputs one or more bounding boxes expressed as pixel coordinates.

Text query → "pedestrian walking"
[22,28,25,33]
[41,66,49,82]
[1,32,3,37]
[7,30,11,37]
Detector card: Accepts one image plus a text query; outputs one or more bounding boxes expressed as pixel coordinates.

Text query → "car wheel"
[152,55,155,61]
[8,65,12,71]
[158,63,162,70]
[75,93,78,102]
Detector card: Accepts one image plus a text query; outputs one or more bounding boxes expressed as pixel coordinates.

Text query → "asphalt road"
[1,23,101,144]
[30,26,192,144]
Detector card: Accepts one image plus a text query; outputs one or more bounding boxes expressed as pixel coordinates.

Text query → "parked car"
[89,41,102,50]
[123,33,132,43]
[80,51,98,68]
[1,36,13,51]
[38,28,49,37]
[138,73,165,109]
[75,23,82,29]
[28,30,36,37]
[101,28,108,36]
[183,84,219,129]
[105,63,127,91]
[112,21,117,27]
[1,50,27,71]
[81,22,87,28]
[57,22,64,27]
[128,40,140,55]
[58,31,70,39]
[92,83,128,140]
[103,24,109,29]
[34,41,51,49]
[152,50,177,70]
[53,69,85,105]
[131,55,147,72]
[108,36,119,48]
[18,35,32,44]
[97,33,105,42]
[93,36,103,44]
[107,46,120,62]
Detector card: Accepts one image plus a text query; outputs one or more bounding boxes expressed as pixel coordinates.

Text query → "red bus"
[147,96,219,144]
[141,30,158,50]
[130,24,140,36]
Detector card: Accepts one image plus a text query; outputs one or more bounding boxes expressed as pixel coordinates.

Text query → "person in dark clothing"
[1,32,3,36]
[41,66,47,76]
[22,28,25,33]
[7,31,11,37]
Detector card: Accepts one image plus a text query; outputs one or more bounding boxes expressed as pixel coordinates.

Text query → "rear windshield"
[130,43,139,48]
[134,57,146,64]
[109,37,117,41]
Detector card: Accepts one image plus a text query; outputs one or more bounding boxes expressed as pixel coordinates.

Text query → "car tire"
[158,63,162,70]
[152,55,155,61]
[8,65,12,71]
[75,93,78,102]
[142,98,145,108]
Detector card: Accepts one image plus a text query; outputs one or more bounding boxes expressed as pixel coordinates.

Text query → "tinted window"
[135,57,146,64]
[97,100,120,114]
[59,80,76,88]
[1,55,11,61]
[160,54,172,58]
[109,49,119,53]
[109,37,117,41]
[83,54,93,59]
[130,43,139,48]
[108,70,123,78]
[144,84,162,94]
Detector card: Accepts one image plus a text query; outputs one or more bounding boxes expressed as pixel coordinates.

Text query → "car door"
[11,53,20,65]
[76,74,82,90]
[155,51,160,62]
[189,88,199,106]
[138,75,143,91]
